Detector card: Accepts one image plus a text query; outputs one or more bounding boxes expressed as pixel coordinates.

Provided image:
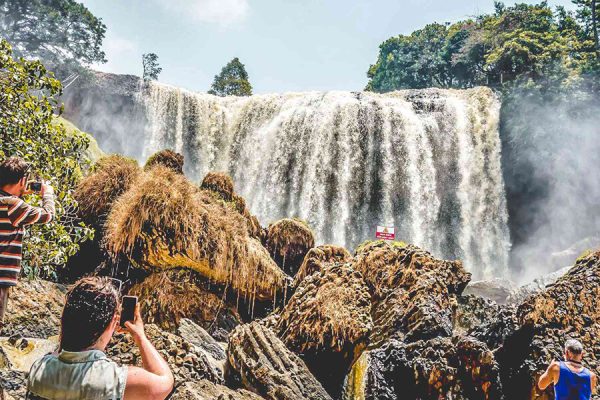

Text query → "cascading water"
[142,82,510,279]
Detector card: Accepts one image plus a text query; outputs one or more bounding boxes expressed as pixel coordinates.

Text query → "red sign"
[376,225,395,240]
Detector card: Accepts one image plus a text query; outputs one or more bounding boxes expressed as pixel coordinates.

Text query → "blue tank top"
[555,361,592,400]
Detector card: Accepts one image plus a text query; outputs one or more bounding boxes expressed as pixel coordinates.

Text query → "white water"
[141,83,510,279]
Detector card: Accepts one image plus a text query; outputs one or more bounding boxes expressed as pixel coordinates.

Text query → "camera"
[27,181,42,193]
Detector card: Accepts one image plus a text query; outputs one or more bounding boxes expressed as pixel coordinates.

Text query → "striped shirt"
[0,188,55,286]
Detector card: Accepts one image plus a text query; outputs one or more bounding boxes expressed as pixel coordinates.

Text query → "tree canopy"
[0,39,93,278]
[366,1,600,92]
[208,57,253,97]
[0,0,106,77]
[142,53,162,81]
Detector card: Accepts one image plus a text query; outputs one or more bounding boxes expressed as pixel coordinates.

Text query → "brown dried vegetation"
[144,149,184,174]
[293,245,352,286]
[74,155,141,227]
[266,218,315,275]
[104,166,289,302]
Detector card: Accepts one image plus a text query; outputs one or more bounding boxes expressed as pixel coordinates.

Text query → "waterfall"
[141,82,510,279]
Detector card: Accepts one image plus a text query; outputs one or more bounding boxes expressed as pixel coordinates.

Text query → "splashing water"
[141,83,510,279]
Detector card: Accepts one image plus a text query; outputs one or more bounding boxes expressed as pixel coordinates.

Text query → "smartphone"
[120,295,138,327]
[27,181,42,193]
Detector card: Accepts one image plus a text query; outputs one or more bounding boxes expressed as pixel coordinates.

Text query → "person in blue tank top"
[538,339,597,400]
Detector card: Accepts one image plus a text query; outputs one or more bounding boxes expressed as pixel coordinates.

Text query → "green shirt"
[27,349,127,400]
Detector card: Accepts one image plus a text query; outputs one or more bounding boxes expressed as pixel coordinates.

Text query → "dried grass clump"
[201,171,235,201]
[201,172,265,241]
[266,218,315,276]
[276,264,372,355]
[74,154,141,227]
[105,166,288,302]
[293,245,352,286]
[144,149,184,174]
[129,269,241,336]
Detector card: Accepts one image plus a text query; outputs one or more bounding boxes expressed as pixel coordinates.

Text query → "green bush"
[0,39,93,279]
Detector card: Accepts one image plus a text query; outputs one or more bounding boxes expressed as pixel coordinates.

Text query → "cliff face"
[62,72,510,280]
[62,73,147,155]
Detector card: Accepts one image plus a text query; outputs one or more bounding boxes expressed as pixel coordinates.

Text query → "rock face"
[355,242,471,346]
[129,269,241,341]
[355,337,502,400]
[266,218,316,276]
[170,380,264,400]
[454,294,502,336]
[107,324,224,384]
[498,251,600,400]
[227,322,332,400]
[341,242,510,400]
[0,279,65,339]
[292,245,352,287]
[275,265,372,396]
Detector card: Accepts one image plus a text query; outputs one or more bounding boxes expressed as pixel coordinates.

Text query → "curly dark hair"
[60,277,121,352]
[0,157,30,186]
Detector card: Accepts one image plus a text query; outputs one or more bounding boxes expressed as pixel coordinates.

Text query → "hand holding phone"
[120,295,138,328]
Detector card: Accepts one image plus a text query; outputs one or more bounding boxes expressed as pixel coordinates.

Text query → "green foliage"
[142,53,162,82]
[208,57,253,97]
[0,0,106,78]
[0,39,93,279]
[367,1,600,93]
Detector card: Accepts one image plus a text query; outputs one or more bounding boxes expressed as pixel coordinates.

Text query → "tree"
[142,53,162,81]
[0,39,93,278]
[208,57,253,96]
[366,2,595,92]
[573,0,600,52]
[0,0,106,76]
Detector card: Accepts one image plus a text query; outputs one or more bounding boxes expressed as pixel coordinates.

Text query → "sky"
[81,0,576,94]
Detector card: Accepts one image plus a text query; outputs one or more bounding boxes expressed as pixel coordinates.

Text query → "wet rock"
[266,218,316,276]
[348,336,501,400]
[177,318,227,361]
[498,251,600,399]
[454,294,502,335]
[275,264,372,397]
[463,278,515,304]
[0,279,65,339]
[227,322,332,400]
[129,269,241,341]
[107,324,224,384]
[170,380,264,400]
[0,370,26,400]
[470,305,519,351]
[292,245,352,287]
[355,243,470,346]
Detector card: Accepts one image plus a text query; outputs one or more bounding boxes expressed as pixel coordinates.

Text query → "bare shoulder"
[549,361,561,370]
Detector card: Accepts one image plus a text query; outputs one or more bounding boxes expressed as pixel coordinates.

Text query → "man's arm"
[7,184,55,227]
[123,305,174,400]
[538,361,560,391]
[591,372,597,395]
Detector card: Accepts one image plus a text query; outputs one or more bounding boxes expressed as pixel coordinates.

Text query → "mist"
[501,83,600,283]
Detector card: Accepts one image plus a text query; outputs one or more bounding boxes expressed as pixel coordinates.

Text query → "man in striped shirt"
[0,157,55,328]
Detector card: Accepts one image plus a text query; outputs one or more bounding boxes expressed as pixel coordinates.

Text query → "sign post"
[376,225,395,241]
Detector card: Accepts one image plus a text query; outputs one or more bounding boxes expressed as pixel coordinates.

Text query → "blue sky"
[82,0,576,94]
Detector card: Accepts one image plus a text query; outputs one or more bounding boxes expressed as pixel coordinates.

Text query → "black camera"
[27,181,42,193]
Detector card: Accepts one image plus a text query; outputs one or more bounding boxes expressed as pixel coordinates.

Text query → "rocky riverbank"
[1,151,599,399]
